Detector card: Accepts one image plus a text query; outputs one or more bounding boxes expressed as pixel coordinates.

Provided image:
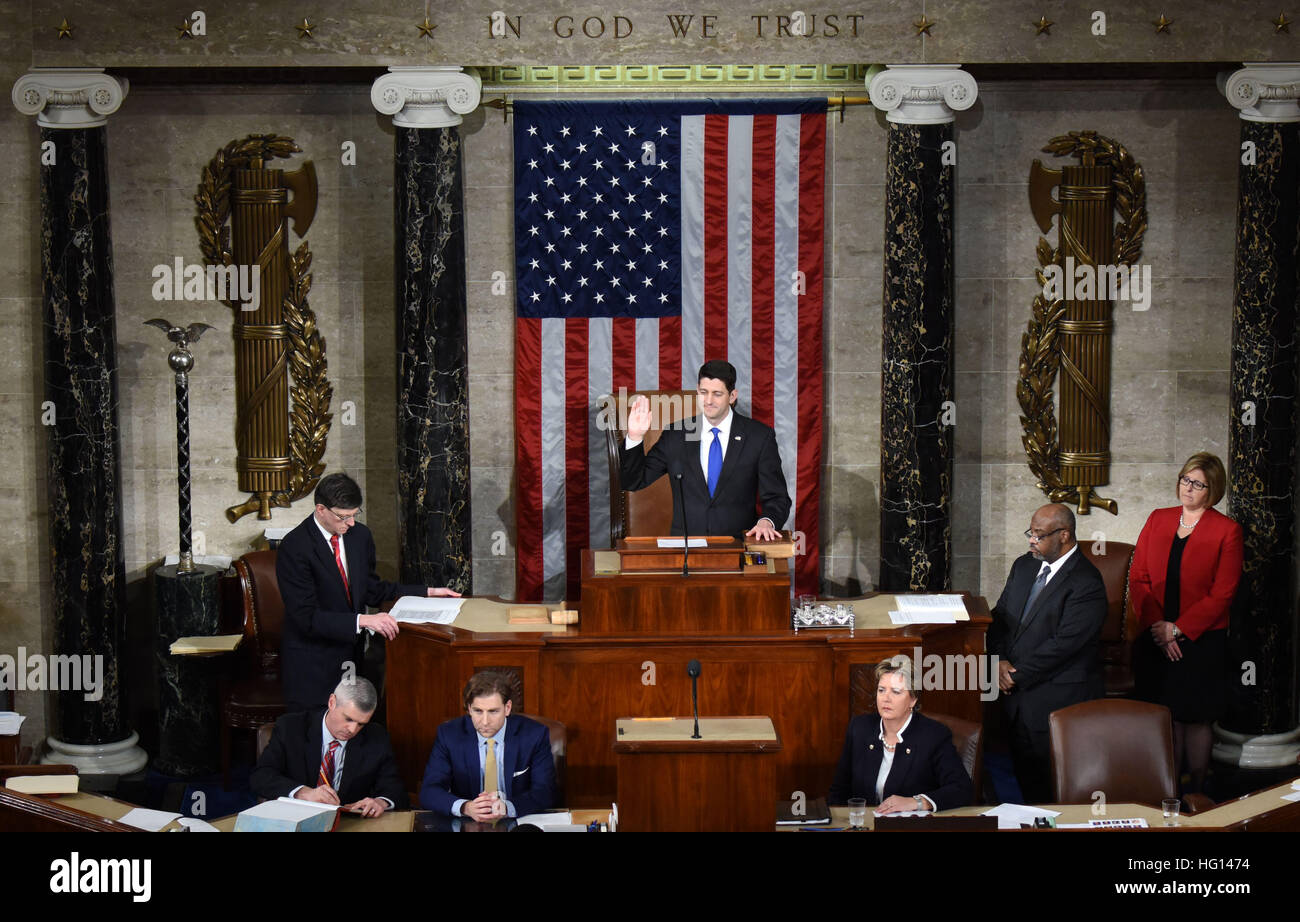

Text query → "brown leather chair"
[518,713,567,809]
[603,389,697,542]
[1048,698,1177,806]
[221,550,287,789]
[928,710,984,805]
[1079,540,1138,697]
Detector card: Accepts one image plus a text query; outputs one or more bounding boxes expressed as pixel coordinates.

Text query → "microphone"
[687,658,702,739]
[675,471,690,577]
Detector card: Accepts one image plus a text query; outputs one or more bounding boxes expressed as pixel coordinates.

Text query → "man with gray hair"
[251,677,407,816]
[986,503,1107,803]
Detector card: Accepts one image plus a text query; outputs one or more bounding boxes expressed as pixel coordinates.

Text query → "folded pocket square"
[513,767,529,777]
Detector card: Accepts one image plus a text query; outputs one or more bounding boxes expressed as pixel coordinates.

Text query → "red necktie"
[319,739,340,790]
[330,534,351,603]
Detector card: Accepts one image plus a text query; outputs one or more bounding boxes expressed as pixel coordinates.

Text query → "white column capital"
[11,68,128,129]
[1219,63,1300,123]
[371,66,481,128]
[868,65,978,125]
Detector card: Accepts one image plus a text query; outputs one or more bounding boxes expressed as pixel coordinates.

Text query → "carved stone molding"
[868,64,977,125]
[371,65,482,128]
[1219,63,1300,123]
[11,68,128,128]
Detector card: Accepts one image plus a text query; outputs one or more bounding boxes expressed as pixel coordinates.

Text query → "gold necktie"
[484,739,498,795]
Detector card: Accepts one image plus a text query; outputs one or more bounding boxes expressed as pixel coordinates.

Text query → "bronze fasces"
[194,135,333,522]
[1020,131,1147,515]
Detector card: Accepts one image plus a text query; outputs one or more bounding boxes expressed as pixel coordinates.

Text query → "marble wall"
[0,73,1242,745]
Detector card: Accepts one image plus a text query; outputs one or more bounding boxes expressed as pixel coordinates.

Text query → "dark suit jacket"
[250,707,409,808]
[418,715,556,818]
[986,548,1108,733]
[1129,506,1242,640]
[828,712,973,810]
[277,514,427,712]
[619,411,791,538]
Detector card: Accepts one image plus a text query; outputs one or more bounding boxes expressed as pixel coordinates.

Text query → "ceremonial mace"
[145,319,213,573]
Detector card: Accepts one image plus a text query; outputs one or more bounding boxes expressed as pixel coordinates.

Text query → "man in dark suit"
[986,503,1107,804]
[620,359,791,540]
[251,678,407,817]
[418,671,556,822]
[276,472,461,713]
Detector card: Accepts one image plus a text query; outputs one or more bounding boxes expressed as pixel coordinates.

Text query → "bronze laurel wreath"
[1018,131,1147,506]
[194,134,332,510]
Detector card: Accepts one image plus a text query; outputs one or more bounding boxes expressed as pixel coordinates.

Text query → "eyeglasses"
[1179,476,1208,492]
[1024,527,1066,543]
[325,507,360,524]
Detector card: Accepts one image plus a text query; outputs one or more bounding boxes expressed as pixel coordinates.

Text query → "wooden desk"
[777,780,1300,831]
[580,546,791,633]
[0,789,175,832]
[386,592,992,808]
[613,716,782,831]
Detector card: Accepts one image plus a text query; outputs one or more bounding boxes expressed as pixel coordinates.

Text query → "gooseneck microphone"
[675,471,690,577]
[687,658,702,739]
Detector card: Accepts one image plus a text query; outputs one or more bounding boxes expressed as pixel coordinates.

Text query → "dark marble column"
[869,66,977,592]
[373,67,481,592]
[1219,66,1300,749]
[13,70,145,773]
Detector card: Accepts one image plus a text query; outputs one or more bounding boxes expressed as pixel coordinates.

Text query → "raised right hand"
[627,395,651,442]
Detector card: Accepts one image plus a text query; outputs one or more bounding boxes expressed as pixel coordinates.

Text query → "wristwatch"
[1171,624,1182,639]
[914,795,925,811]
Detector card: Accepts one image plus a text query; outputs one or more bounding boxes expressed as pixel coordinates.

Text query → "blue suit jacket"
[418,715,556,817]
[827,712,973,810]
[277,514,427,712]
[620,411,791,538]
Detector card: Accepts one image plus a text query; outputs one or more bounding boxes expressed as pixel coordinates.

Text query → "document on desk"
[888,610,957,625]
[981,804,1062,830]
[390,596,465,624]
[1282,790,1300,802]
[515,812,587,831]
[893,594,968,621]
[119,807,183,831]
[0,711,26,734]
[656,538,708,548]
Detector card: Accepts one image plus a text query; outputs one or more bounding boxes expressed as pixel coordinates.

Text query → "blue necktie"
[1020,564,1051,622]
[707,427,722,497]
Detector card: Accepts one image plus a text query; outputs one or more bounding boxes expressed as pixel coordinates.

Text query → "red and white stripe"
[515,111,825,601]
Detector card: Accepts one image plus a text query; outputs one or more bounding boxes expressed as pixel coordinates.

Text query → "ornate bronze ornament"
[1021,131,1147,514]
[194,134,332,522]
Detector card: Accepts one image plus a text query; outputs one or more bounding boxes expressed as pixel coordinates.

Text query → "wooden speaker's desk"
[385,593,992,808]
[613,716,781,831]
[581,542,791,633]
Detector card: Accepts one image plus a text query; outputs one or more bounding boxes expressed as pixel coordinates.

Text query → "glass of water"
[1161,798,1180,827]
[847,797,868,830]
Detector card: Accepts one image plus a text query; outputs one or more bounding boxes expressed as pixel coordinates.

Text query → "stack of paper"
[119,808,183,831]
[5,774,78,795]
[234,797,339,832]
[0,711,25,735]
[515,812,588,831]
[890,594,969,624]
[169,635,242,654]
[389,596,464,625]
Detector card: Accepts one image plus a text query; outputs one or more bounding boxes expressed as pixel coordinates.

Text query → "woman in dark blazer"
[1130,451,1242,794]
[828,656,973,812]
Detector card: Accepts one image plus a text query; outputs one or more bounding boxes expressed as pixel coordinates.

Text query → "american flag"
[513,99,826,601]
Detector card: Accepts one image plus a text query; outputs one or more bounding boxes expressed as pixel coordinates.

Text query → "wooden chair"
[928,710,984,805]
[518,713,567,809]
[602,389,697,542]
[1079,540,1139,697]
[220,550,287,789]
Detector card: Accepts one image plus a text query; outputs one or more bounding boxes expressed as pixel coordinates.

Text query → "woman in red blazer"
[1129,452,1242,794]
